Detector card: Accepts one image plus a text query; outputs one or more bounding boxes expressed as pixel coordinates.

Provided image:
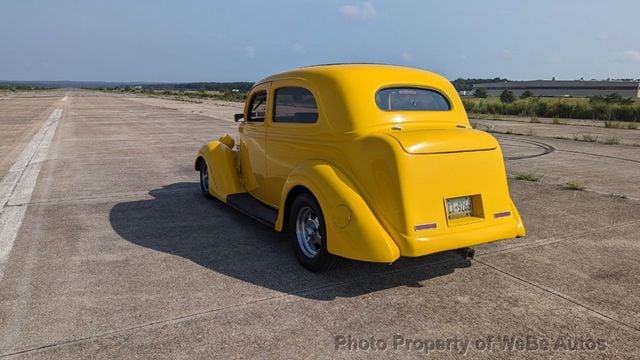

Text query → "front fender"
[276,160,400,263]
[196,140,244,201]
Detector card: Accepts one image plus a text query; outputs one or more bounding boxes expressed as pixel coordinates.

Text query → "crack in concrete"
[0,255,467,358]
[3,243,638,357]
[476,219,640,257]
[473,259,640,333]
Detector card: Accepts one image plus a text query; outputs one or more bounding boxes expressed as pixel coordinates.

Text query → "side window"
[273,87,318,123]
[248,91,267,122]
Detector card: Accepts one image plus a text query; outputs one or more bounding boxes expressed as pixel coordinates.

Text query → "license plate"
[446,196,473,219]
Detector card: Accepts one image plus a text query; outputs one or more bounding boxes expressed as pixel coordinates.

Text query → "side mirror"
[234,113,244,122]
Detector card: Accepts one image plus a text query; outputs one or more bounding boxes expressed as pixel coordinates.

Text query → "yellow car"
[195,64,525,271]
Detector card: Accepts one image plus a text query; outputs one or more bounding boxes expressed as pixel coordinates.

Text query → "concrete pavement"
[0,91,639,358]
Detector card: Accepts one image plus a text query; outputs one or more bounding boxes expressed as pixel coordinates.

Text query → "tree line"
[463,93,640,122]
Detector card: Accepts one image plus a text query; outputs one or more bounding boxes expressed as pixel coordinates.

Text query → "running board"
[226,193,278,228]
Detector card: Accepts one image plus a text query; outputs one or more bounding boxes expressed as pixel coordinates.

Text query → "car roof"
[255,63,447,87]
[252,64,463,132]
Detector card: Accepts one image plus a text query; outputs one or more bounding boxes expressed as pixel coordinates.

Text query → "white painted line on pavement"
[0,108,63,279]
[0,206,28,278]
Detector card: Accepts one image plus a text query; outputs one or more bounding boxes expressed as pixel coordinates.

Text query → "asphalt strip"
[0,108,62,279]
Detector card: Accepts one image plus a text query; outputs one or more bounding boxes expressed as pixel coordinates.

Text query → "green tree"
[605,93,623,104]
[500,90,516,103]
[520,90,533,99]
[474,88,488,98]
[619,97,634,105]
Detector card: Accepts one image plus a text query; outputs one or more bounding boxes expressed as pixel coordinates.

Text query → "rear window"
[375,87,450,111]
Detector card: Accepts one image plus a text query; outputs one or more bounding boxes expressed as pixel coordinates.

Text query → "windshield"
[375,87,451,111]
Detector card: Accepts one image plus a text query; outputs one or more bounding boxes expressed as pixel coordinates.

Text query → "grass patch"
[563,181,585,191]
[573,134,598,142]
[463,96,640,122]
[628,122,638,130]
[515,173,539,182]
[604,121,624,129]
[603,137,620,145]
[529,116,540,123]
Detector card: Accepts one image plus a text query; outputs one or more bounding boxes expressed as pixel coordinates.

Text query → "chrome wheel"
[295,206,322,258]
[200,161,209,193]
[289,193,338,271]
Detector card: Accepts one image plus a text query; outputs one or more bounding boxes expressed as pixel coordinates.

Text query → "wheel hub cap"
[296,206,321,258]
[200,163,209,191]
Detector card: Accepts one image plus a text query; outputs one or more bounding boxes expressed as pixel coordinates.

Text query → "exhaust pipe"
[457,247,475,260]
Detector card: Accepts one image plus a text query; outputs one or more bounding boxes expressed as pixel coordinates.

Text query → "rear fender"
[510,199,526,237]
[276,160,400,263]
[196,139,244,201]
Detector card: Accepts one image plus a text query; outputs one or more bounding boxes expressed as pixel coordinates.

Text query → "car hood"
[386,128,498,155]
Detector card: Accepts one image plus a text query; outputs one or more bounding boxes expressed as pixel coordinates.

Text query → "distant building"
[473,80,640,98]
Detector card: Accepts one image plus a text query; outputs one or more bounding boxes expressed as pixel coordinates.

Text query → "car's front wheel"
[289,193,338,272]
[199,160,210,196]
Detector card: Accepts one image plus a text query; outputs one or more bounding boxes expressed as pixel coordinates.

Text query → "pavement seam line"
[0,256,467,357]
[121,96,236,123]
[557,148,640,164]
[476,219,640,257]
[505,174,640,201]
[497,134,640,164]
[0,108,62,280]
[19,188,195,206]
[473,258,640,333]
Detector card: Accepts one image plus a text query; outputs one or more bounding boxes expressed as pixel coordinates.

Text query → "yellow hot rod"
[195,64,525,271]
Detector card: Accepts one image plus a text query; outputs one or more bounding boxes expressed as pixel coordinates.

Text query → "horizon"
[2,75,640,85]
[1,1,639,83]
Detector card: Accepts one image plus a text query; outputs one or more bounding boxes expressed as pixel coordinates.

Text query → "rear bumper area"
[396,219,523,257]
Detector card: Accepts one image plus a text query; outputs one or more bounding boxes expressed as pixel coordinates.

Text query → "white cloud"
[339,1,376,20]
[361,1,376,19]
[501,49,513,58]
[292,43,306,55]
[339,4,360,18]
[243,46,255,59]
[619,50,640,62]
[401,52,412,61]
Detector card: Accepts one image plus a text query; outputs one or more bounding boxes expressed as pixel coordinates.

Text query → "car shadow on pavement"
[110,182,472,300]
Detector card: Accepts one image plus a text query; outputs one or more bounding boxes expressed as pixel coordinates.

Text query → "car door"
[239,82,270,203]
[264,81,321,207]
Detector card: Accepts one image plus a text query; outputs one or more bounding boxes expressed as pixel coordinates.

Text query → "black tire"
[288,193,338,272]
[199,160,211,197]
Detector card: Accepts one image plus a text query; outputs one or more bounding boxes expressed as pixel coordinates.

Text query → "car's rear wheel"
[199,160,210,196]
[289,193,338,272]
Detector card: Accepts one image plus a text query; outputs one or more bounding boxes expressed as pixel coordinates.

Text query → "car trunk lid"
[386,128,498,155]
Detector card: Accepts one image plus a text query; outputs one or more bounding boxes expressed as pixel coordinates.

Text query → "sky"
[0,0,639,82]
